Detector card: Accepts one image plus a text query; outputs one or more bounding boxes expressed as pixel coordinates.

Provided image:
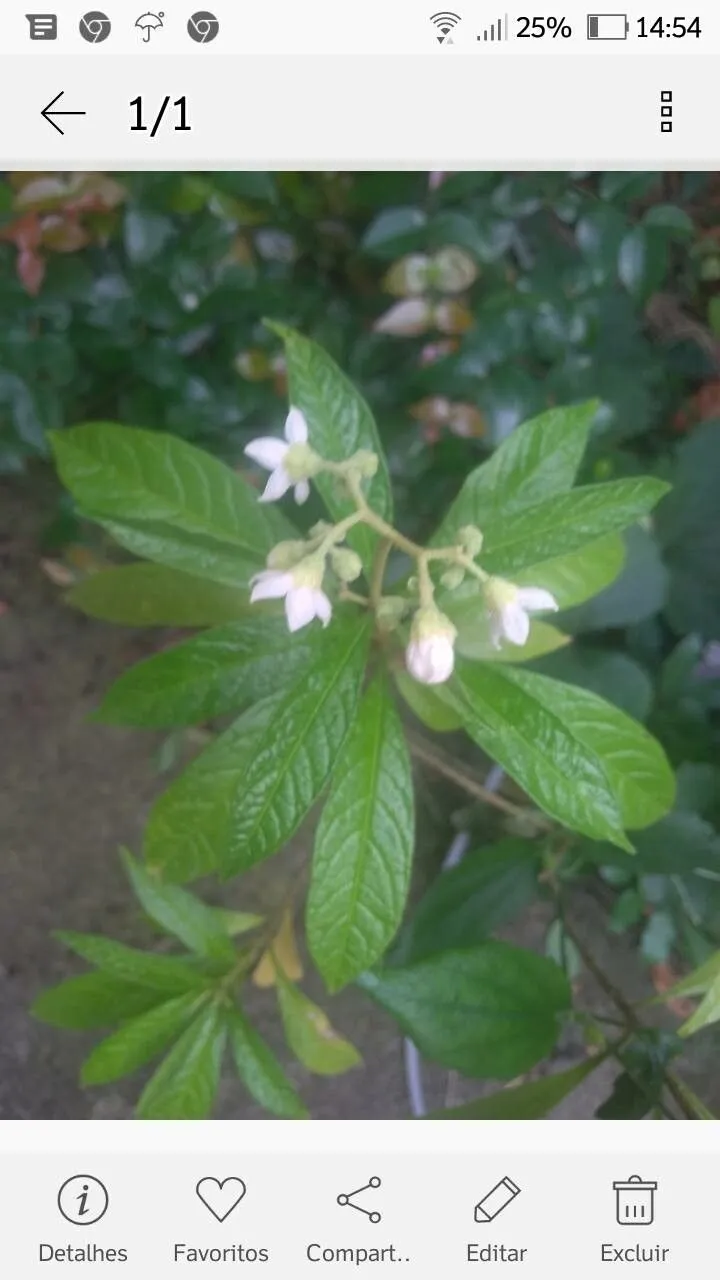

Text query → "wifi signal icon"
[430,11,461,43]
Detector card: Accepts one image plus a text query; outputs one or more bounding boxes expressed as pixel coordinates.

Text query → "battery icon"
[587,13,629,38]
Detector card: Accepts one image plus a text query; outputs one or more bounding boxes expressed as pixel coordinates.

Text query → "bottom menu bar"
[0,1121,717,1277]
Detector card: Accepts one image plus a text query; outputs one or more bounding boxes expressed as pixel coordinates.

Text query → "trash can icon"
[613,1175,657,1226]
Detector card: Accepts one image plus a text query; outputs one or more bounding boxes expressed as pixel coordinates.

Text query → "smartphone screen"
[1,2,718,1275]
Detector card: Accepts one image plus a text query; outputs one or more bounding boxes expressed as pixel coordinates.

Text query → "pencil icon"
[474,1177,521,1223]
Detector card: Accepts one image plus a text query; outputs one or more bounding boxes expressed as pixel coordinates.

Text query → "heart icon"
[195,1177,247,1222]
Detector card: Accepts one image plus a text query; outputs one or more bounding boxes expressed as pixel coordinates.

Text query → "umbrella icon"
[135,10,164,42]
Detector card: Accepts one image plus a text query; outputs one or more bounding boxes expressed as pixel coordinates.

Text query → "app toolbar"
[0,1135,717,1279]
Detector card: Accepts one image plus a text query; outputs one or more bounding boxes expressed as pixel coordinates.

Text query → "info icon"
[188,10,220,42]
[58,1175,109,1226]
[79,11,111,42]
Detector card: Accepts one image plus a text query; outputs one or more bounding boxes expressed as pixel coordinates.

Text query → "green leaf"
[50,424,288,580]
[433,402,598,545]
[448,663,674,846]
[276,979,361,1076]
[361,206,428,258]
[618,226,668,302]
[511,534,626,610]
[657,421,720,636]
[67,563,251,627]
[212,908,265,938]
[656,951,720,1002]
[581,812,720,874]
[145,615,371,881]
[559,527,667,632]
[55,932,211,993]
[97,616,316,728]
[307,674,414,991]
[640,911,676,965]
[643,204,694,237]
[478,479,670,579]
[358,942,571,1078]
[427,1057,602,1119]
[530,649,654,722]
[679,979,720,1037]
[393,840,539,965]
[545,919,583,981]
[500,670,673,829]
[83,516,263,590]
[394,671,464,732]
[136,1003,226,1119]
[124,209,174,264]
[120,850,236,963]
[228,1007,308,1118]
[596,1030,682,1119]
[31,973,161,1030]
[268,326,392,570]
[81,991,208,1086]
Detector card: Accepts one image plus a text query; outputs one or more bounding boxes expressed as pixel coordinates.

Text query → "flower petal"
[293,478,311,505]
[406,636,454,684]
[259,466,292,503]
[406,640,432,683]
[285,586,319,632]
[501,601,531,646]
[285,406,309,445]
[516,587,559,613]
[250,570,293,603]
[313,589,333,627]
[244,437,288,470]
[489,616,504,650]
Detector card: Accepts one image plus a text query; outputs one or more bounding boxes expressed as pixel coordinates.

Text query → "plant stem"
[322,464,491,599]
[370,537,393,610]
[406,730,552,827]
[562,917,699,1120]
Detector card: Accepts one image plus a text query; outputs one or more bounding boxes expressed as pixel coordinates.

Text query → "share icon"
[337,1176,382,1223]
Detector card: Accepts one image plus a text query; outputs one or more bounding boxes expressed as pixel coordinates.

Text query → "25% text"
[516,15,573,37]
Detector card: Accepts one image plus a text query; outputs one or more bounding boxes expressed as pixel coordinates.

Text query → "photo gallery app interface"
[1,0,719,1277]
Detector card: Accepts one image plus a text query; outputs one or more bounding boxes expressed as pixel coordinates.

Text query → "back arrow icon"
[41,91,87,136]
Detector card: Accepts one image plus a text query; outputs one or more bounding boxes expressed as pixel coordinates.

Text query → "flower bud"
[308,520,333,540]
[266,539,310,570]
[405,606,457,685]
[457,524,484,557]
[440,566,465,591]
[349,449,379,479]
[330,547,363,584]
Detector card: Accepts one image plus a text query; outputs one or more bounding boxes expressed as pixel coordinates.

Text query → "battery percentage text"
[517,15,573,37]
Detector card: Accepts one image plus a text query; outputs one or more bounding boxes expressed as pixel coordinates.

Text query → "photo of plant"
[1,171,719,1120]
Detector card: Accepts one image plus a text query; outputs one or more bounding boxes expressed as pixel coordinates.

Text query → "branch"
[406,730,552,829]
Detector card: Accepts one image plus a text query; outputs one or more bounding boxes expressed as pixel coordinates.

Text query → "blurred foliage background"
[2,167,720,1006]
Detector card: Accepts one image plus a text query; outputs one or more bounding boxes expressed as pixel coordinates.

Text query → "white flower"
[406,606,457,685]
[485,578,558,648]
[250,565,332,633]
[244,406,313,505]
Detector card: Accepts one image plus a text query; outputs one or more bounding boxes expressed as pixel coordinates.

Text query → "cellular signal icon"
[478,13,509,41]
[430,11,461,43]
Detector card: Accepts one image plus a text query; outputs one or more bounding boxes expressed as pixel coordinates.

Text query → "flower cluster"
[244,408,559,685]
